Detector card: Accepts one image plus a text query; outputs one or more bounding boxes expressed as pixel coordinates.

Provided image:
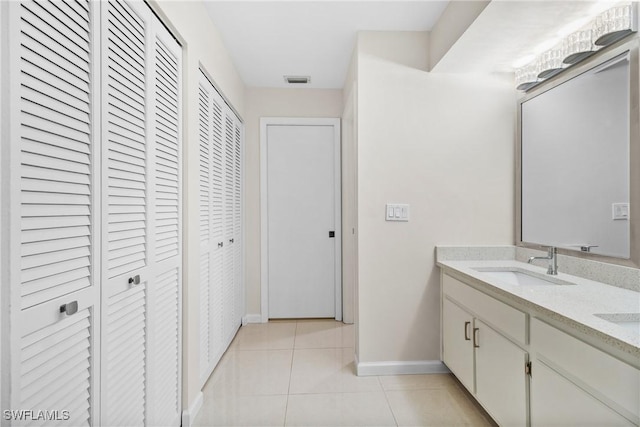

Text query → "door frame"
[260,117,342,322]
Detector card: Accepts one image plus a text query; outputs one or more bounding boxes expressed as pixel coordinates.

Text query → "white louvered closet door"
[101,1,182,426]
[198,71,226,386]
[148,21,182,427]
[101,1,150,425]
[223,108,237,343]
[197,76,212,383]
[8,0,100,424]
[209,85,226,369]
[233,120,243,327]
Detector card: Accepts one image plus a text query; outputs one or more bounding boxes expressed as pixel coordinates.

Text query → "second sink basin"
[472,268,576,287]
[595,313,640,336]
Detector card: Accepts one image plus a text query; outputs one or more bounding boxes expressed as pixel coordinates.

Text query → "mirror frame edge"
[515,35,640,269]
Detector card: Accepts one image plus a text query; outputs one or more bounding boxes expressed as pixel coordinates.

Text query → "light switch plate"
[612,203,629,220]
[386,203,409,221]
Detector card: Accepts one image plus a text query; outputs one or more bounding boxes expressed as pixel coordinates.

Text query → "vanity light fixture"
[594,3,634,46]
[537,46,564,79]
[515,2,636,91]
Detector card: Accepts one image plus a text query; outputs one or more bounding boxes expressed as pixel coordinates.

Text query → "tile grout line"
[283,320,299,427]
[378,376,400,427]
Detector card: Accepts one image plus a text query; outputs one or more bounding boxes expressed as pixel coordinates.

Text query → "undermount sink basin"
[594,313,640,336]
[472,268,575,287]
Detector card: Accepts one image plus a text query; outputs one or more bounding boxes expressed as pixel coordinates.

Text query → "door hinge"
[525,361,532,377]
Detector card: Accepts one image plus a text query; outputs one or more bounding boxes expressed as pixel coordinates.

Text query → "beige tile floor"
[194,320,496,427]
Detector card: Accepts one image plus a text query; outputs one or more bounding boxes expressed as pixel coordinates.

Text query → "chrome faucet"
[527,247,558,275]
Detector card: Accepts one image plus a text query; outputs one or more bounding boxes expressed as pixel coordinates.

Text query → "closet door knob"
[218,242,224,248]
[229,238,234,243]
[60,301,78,316]
[128,275,141,285]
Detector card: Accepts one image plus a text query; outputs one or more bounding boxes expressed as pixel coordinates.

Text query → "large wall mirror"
[518,38,639,266]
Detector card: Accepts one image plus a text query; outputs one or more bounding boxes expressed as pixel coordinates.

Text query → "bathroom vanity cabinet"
[442,275,527,427]
[440,269,640,427]
[530,319,638,426]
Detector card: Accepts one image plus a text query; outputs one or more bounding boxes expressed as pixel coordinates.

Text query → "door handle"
[229,238,234,243]
[218,241,224,248]
[473,327,480,348]
[464,321,471,340]
[128,275,141,285]
[60,301,78,316]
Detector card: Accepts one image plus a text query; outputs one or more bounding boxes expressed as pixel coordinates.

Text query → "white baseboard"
[181,391,203,427]
[355,357,450,376]
[242,314,263,325]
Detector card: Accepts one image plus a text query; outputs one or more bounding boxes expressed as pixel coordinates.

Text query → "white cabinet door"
[9,0,99,423]
[531,359,634,426]
[475,320,528,427]
[442,297,474,391]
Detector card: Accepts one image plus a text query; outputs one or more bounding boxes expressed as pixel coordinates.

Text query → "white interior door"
[265,121,341,319]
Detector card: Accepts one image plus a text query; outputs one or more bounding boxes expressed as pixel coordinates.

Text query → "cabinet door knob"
[218,242,224,248]
[229,238,234,243]
[473,328,480,348]
[464,321,471,341]
[60,301,78,316]
[128,275,141,285]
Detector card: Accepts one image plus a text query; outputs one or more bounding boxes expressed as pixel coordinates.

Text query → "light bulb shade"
[537,48,564,79]
[515,63,539,91]
[562,29,596,65]
[594,3,634,46]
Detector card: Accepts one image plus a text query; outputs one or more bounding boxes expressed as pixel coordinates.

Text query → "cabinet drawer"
[443,274,526,346]
[531,318,640,421]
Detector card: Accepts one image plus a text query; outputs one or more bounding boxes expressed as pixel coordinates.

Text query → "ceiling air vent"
[284,75,311,85]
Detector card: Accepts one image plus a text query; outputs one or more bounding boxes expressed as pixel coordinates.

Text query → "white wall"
[243,88,343,317]
[355,31,515,365]
[149,0,246,418]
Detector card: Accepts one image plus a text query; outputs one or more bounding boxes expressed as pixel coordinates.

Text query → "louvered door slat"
[25,1,90,60]
[20,31,89,86]
[20,306,93,426]
[199,84,210,249]
[198,73,212,384]
[22,235,90,257]
[19,0,93,310]
[199,252,210,378]
[234,121,243,326]
[22,71,90,113]
[21,4,90,71]
[22,140,90,167]
[223,112,235,339]
[151,268,180,421]
[154,39,179,262]
[105,0,147,281]
[104,283,146,427]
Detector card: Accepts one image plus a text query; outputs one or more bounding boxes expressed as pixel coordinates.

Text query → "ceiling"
[433,1,613,73]
[204,1,621,88]
[204,1,449,89]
